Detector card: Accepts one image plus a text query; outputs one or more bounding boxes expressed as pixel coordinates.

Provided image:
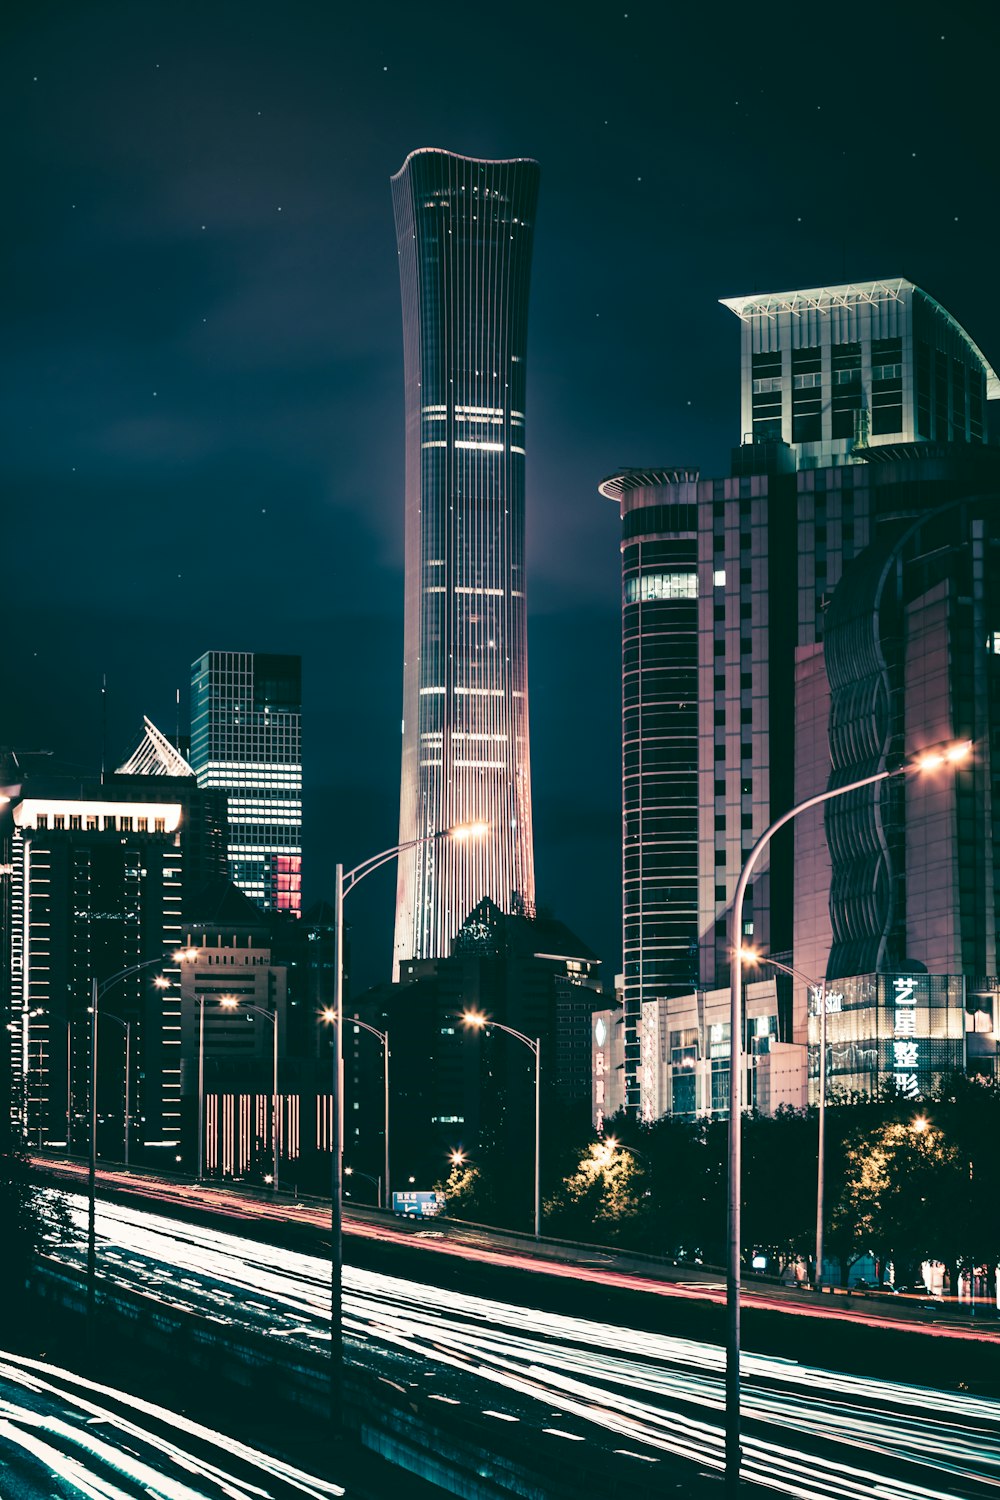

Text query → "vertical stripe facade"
[392,149,539,971]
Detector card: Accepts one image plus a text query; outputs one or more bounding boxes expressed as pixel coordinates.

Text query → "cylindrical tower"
[600,468,702,1115]
[392,148,539,973]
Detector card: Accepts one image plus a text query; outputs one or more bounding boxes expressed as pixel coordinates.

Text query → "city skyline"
[5,1,998,991]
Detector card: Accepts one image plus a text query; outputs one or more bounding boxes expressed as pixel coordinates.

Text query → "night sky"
[5,0,997,992]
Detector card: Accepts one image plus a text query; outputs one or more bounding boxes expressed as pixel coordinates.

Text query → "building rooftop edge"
[598,466,701,501]
[392,147,540,180]
[720,278,999,398]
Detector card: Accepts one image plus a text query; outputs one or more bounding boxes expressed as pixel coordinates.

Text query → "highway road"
[0,1346,346,1500]
[42,1191,1000,1500]
[32,1154,999,1341]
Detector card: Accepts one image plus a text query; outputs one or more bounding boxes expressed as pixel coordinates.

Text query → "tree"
[435,1159,487,1221]
[742,1106,816,1272]
[545,1139,647,1243]
[831,1115,965,1285]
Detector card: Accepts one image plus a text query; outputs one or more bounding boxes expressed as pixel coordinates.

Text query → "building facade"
[391,149,539,973]
[8,789,184,1155]
[189,651,302,916]
[604,279,1000,1115]
[354,899,602,1194]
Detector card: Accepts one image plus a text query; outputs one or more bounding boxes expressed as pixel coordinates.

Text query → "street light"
[448,1148,467,1167]
[724,740,971,1497]
[220,998,279,1190]
[343,1165,382,1204]
[739,947,830,1290]
[328,819,488,1428]
[461,1009,541,1240]
[86,947,198,1355]
[322,1009,390,1209]
[100,1011,132,1168]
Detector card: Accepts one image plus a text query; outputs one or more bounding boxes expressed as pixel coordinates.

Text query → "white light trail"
[46,1195,1000,1500]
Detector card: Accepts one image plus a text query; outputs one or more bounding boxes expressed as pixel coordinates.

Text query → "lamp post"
[323,1010,390,1209]
[220,998,279,1190]
[738,949,828,1289]
[343,1165,382,1205]
[724,740,971,1497]
[461,1010,541,1239]
[328,819,487,1429]
[101,1011,132,1168]
[87,947,198,1355]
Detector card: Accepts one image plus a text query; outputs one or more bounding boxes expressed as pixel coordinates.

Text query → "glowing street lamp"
[328,820,487,1427]
[739,946,832,1290]
[220,997,279,1190]
[461,1009,541,1240]
[322,1009,390,1210]
[724,739,972,1497]
[448,1148,467,1167]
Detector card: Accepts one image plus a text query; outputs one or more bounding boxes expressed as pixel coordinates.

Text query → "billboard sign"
[392,1190,444,1218]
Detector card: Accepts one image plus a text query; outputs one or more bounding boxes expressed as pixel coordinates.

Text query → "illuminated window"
[624,571,698,603]
[713,569,726,587]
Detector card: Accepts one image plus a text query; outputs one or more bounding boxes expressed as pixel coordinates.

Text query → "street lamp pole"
[221,999,279,1189]
[198,996,206,1179]
[328,820,487,1429]
[461,1012,541,1239]
[327,1013,390,1208]
[101,1012,132,1168]
[86,948,197,1356]
[725,741,971,1497]
[738,949,826,1288]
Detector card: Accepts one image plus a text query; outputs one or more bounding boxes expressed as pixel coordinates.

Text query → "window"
[154,818,165,833]
[137,817,148,832]
[831,341,862,438]
[792,346,822,442]
[625,571,698,603]
[103,816,115,830]
[713,569,726,587]
[36,814,48,829]
[70,815,81,830]
[751,351,782,441]
[53,815,65,830]
[872,337,903,435]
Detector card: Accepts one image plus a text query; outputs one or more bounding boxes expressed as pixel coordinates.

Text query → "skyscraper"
[189,651,302,916]
[8,786,184,1154]
[603,278,1000,1116]
[391,149,539,972]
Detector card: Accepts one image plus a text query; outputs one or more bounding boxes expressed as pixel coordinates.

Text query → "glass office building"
[189,651,302,916]
[391,149,539,972]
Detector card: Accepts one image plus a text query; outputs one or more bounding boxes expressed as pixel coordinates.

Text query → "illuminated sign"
[891,975,921,1097]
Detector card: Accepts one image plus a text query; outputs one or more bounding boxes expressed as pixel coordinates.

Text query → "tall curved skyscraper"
[391,148,539,973]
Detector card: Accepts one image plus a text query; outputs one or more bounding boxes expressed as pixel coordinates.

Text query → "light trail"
[33,1156,996,1342]
[42,1194,1000,1500]
[0,1347,345,1500]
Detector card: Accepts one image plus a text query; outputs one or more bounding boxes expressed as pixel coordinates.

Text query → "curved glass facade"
[392,149,539,971]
